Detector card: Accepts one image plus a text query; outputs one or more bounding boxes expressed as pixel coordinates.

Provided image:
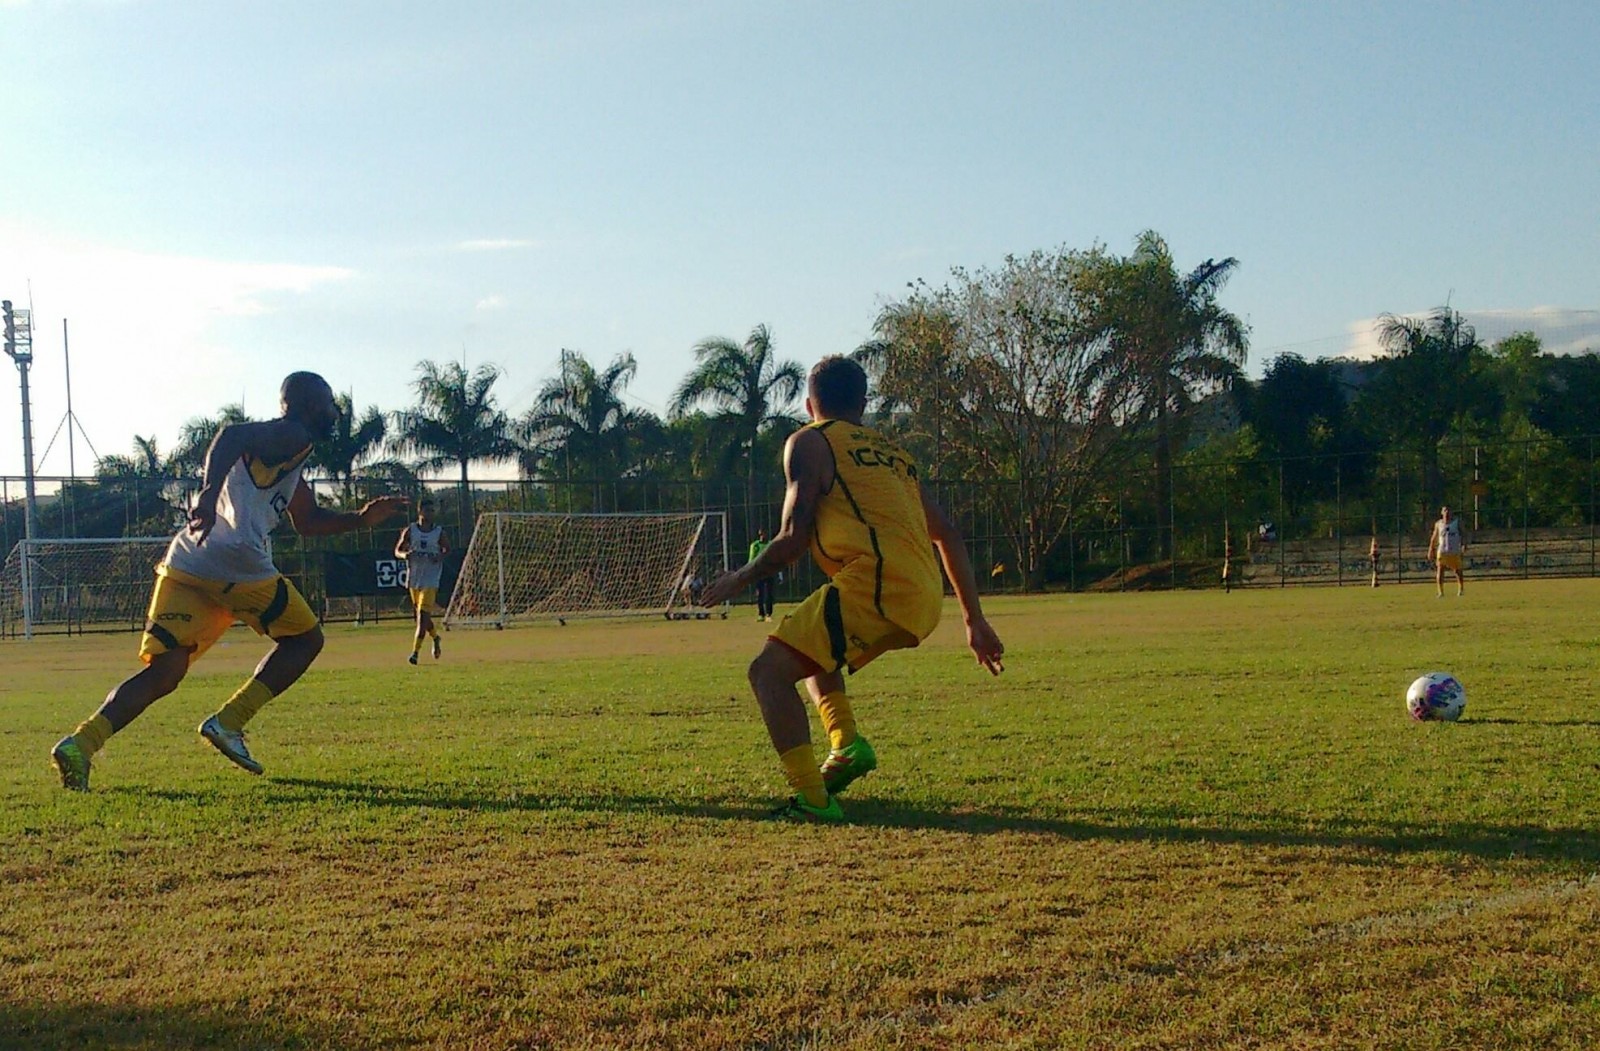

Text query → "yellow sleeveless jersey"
[809,419,943,622]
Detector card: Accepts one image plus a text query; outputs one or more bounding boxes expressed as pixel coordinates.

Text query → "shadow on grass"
[0,1000,341,1051]
[134,777,1600,866]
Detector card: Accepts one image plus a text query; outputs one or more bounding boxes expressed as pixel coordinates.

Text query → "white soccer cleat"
[198,715,264,775]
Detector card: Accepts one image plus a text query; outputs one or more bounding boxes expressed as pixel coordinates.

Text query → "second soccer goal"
[444,511,729,628]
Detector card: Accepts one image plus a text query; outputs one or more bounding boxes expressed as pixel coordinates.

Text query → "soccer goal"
[1,536,169,639]
[444,511,730,627]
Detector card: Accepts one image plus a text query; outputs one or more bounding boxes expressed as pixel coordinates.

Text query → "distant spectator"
[1222,531,1235,593]
[1428,505,1465,597]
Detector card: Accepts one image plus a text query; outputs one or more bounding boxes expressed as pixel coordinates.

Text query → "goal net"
[444,511,729,627]
[1,537,169,639]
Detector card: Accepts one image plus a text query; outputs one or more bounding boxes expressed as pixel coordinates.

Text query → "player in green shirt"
[749,530,775,621]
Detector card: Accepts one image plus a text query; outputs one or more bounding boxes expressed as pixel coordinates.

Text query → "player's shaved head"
[281,371,333,413]
[280,371,339,440]
[808,356,868,420]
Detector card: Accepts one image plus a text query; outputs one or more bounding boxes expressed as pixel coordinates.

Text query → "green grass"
[4,582,1600,1049]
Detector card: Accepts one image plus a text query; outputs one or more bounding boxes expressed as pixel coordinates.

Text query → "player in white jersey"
[1428,505,1466,597]
[395,496,450,664]
[50,372,406,791]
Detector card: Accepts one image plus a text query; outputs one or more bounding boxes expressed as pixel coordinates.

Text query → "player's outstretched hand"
[359,496,409,526]
[187,488,221,546]
[698,570,744,608]
[967,616,1005,675]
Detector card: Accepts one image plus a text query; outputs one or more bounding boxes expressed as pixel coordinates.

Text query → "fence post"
[1336,455,1343,586]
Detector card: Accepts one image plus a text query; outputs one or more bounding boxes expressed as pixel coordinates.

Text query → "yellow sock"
[428,627,440,639]
[412,639,423,655]
[778,744,829,808]
[815,691,857,751]
[72,714,115,756]
[215,678,276,733]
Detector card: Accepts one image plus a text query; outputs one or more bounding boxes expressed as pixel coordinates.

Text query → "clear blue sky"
[2,0,1596,479]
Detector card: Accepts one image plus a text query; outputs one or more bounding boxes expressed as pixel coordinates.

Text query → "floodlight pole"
[3,299,37,542]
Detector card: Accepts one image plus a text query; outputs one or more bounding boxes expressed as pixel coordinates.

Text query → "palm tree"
[93,436,176,535]
[95,435,166,479]
[168,404,251,479]
[1114,231,1248,558]
[390,360,520,535]
[311,392,389,505]
[520,351,657,499]
[669,324,805,529]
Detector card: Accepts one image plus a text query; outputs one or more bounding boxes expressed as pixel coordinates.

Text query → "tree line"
[11,230,1599,590]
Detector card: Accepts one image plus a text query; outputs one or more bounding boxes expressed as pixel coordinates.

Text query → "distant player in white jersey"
[395,496,449,664]
[50,372,406,791]
[1428,505,1466,597]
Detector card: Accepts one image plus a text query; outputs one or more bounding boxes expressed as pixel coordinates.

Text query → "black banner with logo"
[322,550,461,600]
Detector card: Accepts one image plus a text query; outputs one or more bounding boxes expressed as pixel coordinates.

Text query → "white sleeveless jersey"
[164,446,311,582]
[405,523,445,589]
[1434,518,1462,555]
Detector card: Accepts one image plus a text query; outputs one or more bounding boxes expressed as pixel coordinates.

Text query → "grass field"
[4,581,1600,1050]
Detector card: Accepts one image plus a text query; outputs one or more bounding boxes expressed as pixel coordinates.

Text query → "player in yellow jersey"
[50,372,406,791]
[700,355,1004,821]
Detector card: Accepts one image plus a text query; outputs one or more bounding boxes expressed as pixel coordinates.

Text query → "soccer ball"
[1406,672,1466,722]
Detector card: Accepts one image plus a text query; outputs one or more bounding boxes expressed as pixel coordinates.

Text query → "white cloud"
[1341,307,1600,361]
[0,223,353,475]
[475,294,507,311]
[454,238,537,253]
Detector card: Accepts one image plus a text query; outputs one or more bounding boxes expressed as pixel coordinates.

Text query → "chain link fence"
[6,433,1600,635]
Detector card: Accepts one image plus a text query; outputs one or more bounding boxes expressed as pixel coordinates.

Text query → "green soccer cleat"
[820,736,877,796]
[198,716,264,775]
[408,651,419,665]
[770,793,846,823]
[51,736,90,792]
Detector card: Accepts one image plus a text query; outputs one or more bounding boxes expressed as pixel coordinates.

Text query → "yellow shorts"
[770,581,939,674]
[409,587,438,613]
[1438,553,1463,571]
[139,564,319,666]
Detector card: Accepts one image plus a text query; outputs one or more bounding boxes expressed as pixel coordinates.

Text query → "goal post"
[444,511,730,627]
[1,537,169,639]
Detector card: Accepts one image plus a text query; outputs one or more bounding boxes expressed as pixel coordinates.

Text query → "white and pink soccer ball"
[1406,672,1466,722]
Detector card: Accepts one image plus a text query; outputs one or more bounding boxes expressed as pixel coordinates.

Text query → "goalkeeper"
[699,355,1004,822]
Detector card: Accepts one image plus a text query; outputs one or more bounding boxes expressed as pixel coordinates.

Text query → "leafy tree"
[1356,307,1492,509]
[1483,331,1544,427]
[868,247,1144,589]
[855,299,968,479]
[390,360,520,534]
[1242,354,1366,517]
[1095,231,1248,557]
[670,325,806,529]
[1534,351,1600,443]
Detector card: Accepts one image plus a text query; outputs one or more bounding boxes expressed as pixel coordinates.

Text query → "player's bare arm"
[287,482,406,537]
[699,428,832,607]
[394,526,412,558]
[921,483,1005,675]
[188,418,322,545]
